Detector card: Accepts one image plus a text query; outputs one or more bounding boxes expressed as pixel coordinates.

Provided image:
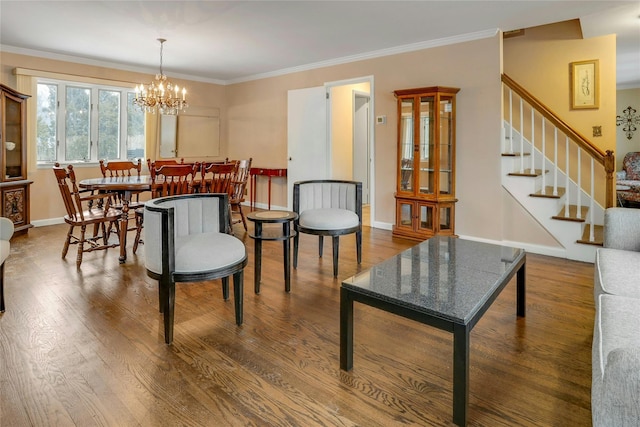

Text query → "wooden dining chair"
[200,161,238,194]
[53,163,121,268]
[133,163,198,254]
[99,159,145,233]
[228,158,252,230]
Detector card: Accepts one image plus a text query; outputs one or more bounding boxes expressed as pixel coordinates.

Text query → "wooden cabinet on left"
[1,84,32,234]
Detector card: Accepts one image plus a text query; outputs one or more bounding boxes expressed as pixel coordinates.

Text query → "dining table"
[79,175,153,263]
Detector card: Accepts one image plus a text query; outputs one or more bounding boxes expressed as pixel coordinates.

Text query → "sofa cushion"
[595,248,640,299]
[595,294,640,378]
[299,208,359,230]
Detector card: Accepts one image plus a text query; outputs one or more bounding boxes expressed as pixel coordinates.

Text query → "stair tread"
[552,205,589,222]
[577,224,603,246]
[530,186,566,198]
[508,169,547,177]
[502,152,531,157]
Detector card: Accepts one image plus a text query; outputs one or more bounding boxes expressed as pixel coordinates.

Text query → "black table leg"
[453,323,470,426]
[283,222,291,292]
[340,287,354,370]
[254,223,262,294]
[517,261,526,317]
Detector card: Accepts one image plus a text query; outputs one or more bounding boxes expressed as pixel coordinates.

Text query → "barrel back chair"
[53,163,121,268]
[144,193,247,344]
[293,180,362,278]
[0,217,14,312]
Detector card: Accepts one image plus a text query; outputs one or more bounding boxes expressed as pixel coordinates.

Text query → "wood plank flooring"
[0,221,595,426]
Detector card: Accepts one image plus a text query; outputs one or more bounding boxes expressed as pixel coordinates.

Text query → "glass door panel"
[440,205,452,230]
[418,203,434,232]
[399,98,414,192]
[4,97,22,178]
[419,96,434,194]
[399,201,413,227]
[439,97,453,195]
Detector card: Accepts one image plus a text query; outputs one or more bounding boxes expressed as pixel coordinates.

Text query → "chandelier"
[133,38,188,115]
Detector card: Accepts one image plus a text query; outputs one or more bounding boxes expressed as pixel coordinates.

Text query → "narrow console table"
[250,167,287,210]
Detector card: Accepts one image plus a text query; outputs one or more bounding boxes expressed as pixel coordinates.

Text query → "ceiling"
[1,1,639,87]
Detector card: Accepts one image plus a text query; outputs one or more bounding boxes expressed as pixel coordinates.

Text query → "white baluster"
[553,127,558,197]
[519,98,524,173]
[565,136,570,213]
[509,90,514,154]
[577,146,582,219]
[541,119,546,194]
[590,158,595,242]
[530,108,535,174]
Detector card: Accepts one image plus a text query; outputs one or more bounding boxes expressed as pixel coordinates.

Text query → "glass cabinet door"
[419,96,434,195]
[4,96,23,179]
[399,98,414,192]
[439,96,454,195]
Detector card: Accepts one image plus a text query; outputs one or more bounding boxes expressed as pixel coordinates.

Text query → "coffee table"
[340,236,526,426]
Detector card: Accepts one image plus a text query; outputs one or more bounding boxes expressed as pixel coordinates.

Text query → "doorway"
[287,76,374,225]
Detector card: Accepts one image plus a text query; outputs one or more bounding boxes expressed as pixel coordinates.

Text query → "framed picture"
[570,59,599,109]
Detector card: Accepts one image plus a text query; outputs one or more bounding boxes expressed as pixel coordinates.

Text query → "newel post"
[604,150,615,208]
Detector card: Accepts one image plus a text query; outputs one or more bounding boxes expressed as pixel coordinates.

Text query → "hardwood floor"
[1,222,595,426]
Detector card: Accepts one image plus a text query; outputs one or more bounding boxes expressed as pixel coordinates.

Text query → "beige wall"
[330,82,370,180]
[226,35,504,239]
[0,22,618,255]
[616,88,640,170]
[503,20,617,153]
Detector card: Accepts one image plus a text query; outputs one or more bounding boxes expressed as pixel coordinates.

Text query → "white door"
[287,86,328,210]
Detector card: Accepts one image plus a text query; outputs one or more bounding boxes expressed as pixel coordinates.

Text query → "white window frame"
[36,77,143,166]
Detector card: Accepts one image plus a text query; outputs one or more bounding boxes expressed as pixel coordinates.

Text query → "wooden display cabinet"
[0,84,32,234]
[392,86,459,240]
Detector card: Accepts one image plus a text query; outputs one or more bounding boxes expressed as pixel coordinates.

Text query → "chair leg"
[62,225,74,258]
[162,277,176,344]
[133,215,143,254]
[222,277,230,300]
[76,225,87,268]
[332,236,340,278]
[0,263,5,313]
[319,236,324,257]
[293,233,299,269]
[233,270,243,326]
[356,230,362,264]
[238,204,247,231]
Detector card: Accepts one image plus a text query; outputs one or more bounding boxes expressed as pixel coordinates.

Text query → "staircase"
[501,74,615,263]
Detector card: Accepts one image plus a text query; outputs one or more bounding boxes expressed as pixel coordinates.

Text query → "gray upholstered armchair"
[1,217,14,312]
[293,180,362,278]
[144,193,247,344]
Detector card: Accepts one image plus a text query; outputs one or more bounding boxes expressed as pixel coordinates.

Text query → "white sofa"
[592,207,640,426]
[1,217,14,312]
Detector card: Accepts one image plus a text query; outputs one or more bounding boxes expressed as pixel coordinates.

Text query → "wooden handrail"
[501,74,615,208]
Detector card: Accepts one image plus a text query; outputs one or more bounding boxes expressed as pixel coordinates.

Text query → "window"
[36,79,145,164]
